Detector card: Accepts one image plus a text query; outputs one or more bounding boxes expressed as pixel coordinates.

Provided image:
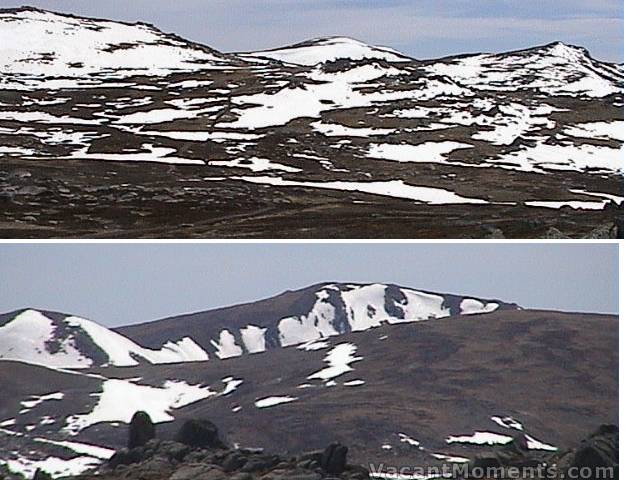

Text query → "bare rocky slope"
[0,8,624,238]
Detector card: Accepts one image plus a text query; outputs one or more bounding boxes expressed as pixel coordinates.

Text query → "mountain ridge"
[0,282,520,369]
[1,7,622,66]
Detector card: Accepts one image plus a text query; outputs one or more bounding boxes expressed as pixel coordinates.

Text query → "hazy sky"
[0,0,624,62]
[0,243,618,326]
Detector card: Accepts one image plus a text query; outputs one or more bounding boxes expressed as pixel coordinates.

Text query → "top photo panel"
[0,1,623,239]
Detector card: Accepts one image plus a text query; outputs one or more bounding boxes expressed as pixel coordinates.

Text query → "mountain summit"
[241,36,415,66]
[0,7,232,79]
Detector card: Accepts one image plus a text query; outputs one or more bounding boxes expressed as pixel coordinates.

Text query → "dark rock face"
[175,419,227,450]
[320,442,348,475]
[128,411,155,449]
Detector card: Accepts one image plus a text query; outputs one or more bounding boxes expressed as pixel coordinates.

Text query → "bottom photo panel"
[0,243,618,480]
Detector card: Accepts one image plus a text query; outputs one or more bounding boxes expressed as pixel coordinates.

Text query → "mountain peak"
[535,41,590,59]
[1,283,519,369]
[242,36,413,66]
[0,6,229,78]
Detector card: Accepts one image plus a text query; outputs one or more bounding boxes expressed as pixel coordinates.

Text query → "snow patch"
[307,343,362,382]
[446,431,513,446]
[254,396,298,408]
[211,330,243,359]
[240,325,268,354]
[64,379,214,434]
[215,176,489,205]
[460,299,500,315]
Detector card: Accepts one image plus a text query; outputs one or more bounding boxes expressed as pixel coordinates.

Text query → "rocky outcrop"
[95,416,369,480]
[557,425,619,479]
[128,411,155,449]
[466,425,619,480]
[174,419,226,450]
[321,443,349,475]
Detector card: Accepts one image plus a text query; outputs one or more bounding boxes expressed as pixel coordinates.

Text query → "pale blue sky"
[0,0,624,62]
[0,244,619,326]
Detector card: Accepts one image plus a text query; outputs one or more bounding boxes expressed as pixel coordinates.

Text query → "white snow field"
[0,8,228,82]
[243,37,412,66]
[240,325,268,354]
[564,121,624,142]
[459,299,500,315]
[367,141,473,164]
[0,455,102,479]
[34,438,115,460]
[430,42,623,98]
[211,176,490,205]
[20,393,64,413]
[0,310,92,368]
[447,416,557,451]
[210,329,243,359]
[492,141,623,174]
[307,343,363,383]
[64,379,215,434]
[446,431,513,446]
[0,310,209,368]
[220,377,244,396]
[398,433,423,448]
[431,453,469,463]
[273,284,502,347]
[491,416,524,431]
[218,64,465,130]
[254,396,299,408]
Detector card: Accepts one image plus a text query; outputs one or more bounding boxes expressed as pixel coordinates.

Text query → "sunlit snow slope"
[242,36,414,66]
[0,309,209,368]
[0,7,230,86]
[116,282,518,361]
[0,283,516,369]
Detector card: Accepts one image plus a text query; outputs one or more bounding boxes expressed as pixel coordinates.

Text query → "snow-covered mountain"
[0,8,624,238]
[0,7,233,87]
[118,282,518,359]
[0,283,518,368]
[429,42,623,98]
[241,36,415,66]
[0,309,209,368]
[0,308,618,479]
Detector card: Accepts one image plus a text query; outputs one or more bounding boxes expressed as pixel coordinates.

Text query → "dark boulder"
[320,442,348,475]
[222,452,248,472]
[128,411,155,449]
[32,470,53,480]
[175,419,227,450]
[471,453,502,475]
[107,447,144,469]
[240,455,280,473]
[568,425,618,479]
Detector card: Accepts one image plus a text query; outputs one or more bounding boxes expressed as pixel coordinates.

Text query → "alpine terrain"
[0,7,624,238]
[0,282,618,479]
